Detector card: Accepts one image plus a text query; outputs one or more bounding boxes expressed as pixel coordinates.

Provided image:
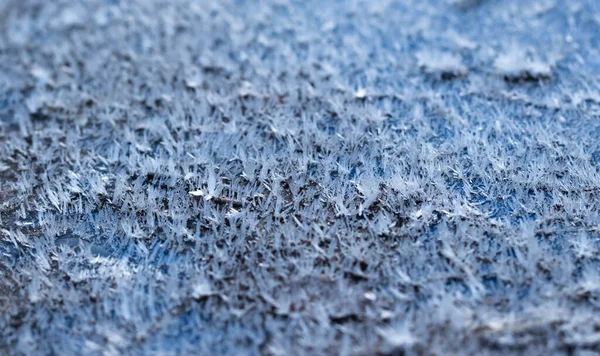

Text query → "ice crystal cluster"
[1,0,600,355]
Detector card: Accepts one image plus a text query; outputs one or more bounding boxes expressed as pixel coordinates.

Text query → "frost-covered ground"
[1,0,600,354]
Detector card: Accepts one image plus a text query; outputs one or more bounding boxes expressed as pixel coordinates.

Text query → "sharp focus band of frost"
[1,0,600,355]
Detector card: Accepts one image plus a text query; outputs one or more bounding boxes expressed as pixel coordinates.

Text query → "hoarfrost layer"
[1,0,600,355]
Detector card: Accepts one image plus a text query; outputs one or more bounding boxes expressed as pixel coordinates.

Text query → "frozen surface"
[1,0,600,354]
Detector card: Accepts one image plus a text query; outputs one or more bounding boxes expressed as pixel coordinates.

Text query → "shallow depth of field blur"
[1,0,600,354]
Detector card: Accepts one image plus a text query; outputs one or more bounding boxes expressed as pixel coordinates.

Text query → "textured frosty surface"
[1,0,600,354]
